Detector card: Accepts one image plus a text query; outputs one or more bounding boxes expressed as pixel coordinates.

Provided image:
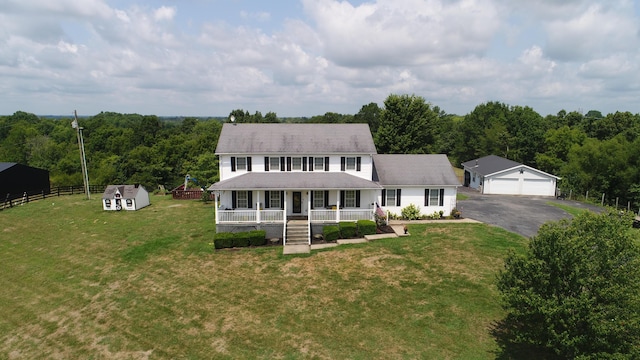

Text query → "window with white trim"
[346,157,356,170]
[236,157,247,171]
[237,190,249,208]
[105,199,111,208]
[429,189,439,206]
[385,189,396,206]
[313,190,324,208]
[291,157,302,171]
[269,191,281,208]
[314,157,324,170]
[344,190,356,208]
[269,157,280,171]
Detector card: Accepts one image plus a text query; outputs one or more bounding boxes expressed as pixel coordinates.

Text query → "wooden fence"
[1,185,107,211]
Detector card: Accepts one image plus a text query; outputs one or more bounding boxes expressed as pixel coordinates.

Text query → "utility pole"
[72,110,90,199]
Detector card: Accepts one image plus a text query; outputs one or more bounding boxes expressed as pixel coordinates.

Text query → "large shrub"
[357,220,376,235]
[401,204,421,220]
[248,230,267,246]
[213,232,234,249]
[323,225,340,242]
[495,210,640,359]
[339,221,357,238]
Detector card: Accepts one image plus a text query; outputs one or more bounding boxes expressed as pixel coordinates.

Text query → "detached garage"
[462,155,559,196]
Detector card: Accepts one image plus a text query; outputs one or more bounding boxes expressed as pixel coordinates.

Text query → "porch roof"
[208,172,383,191]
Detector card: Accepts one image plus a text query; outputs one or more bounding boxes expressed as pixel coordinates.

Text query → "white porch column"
[214,191,219,224]
[283,191,287,244]
[256,191,261,224]
[336,191,340,223]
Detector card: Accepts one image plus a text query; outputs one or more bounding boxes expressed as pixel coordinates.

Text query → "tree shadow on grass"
[490,317,563,360]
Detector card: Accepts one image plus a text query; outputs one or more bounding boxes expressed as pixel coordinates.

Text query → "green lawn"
[0,195,527,359]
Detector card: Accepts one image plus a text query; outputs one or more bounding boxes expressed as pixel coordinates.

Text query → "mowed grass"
[0,195,527,359]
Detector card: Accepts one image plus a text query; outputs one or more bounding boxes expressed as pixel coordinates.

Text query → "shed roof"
[0,162,17,172]
[208,172,382,191]
[215,123,377,155]
[102,185,147,199]
[372,154,460,186]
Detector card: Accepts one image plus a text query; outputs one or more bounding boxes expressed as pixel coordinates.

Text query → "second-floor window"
[291,157,302,171]
[231,156,252,172]
[314,157,325,171]
[269,157,280,171]
[341,156,361,171]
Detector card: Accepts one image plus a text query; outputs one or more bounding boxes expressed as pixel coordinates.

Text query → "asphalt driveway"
[456,187,602,238]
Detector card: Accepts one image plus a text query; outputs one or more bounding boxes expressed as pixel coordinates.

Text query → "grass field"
[0,195,527,359]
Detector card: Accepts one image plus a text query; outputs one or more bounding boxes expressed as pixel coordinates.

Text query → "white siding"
[219,154,374,182]
[378,186,458,217]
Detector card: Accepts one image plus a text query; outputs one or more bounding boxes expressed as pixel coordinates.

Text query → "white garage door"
[523,178,553,196]
[490,178,520,195]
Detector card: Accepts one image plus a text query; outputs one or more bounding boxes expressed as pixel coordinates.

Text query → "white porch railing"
[309,209,374,222]
[217,209,373,223]
[217,209,284,223]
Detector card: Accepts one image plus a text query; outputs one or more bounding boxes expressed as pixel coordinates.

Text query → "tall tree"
[354,102,382,133]
[374,94,437,154]
[496,210,640,359]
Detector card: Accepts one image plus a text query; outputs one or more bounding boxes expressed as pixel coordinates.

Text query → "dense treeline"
[1,96,640,207]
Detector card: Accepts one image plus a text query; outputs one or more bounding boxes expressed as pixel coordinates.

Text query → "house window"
[313,191,325,209]
[269,157,280,171]
[314,157,324,171]
[126,199,133,207]
[346,157,356,170]
[105,199,111,208]
[291,157,302,171]
[236,191,248,208]
[269,191,281,208]
[236,157,247,171]
[425,189,445,207]
[344,190,356,208]
[385,189,396,206]
[429,189,439,206]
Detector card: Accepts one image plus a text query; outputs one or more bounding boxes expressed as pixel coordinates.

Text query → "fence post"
[569,189,572,200]
[601,193,605,206]
[586,191,589,201]
[615,197,619,209]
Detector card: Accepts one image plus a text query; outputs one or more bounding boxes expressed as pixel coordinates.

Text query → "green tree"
[374,94,437,154]
[354,102,382,133]
[495,210,640,359]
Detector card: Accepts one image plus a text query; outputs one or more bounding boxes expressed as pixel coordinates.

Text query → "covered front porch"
[208,172,382,245]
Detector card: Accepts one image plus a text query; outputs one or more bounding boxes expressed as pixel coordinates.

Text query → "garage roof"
[462,155,560,179]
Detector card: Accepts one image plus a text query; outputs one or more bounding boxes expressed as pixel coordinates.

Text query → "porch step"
[285,220,309,246]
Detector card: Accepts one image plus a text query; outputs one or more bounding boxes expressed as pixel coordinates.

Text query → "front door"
[293,192,302,214]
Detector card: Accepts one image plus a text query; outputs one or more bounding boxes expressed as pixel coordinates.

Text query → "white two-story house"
[208,123,460,245]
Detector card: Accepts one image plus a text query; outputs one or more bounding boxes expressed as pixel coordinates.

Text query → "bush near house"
[339,222,358,238]
[357,220,376,235]
[214,230,267,249]
[401,204,421,220]
[323,225,340,242]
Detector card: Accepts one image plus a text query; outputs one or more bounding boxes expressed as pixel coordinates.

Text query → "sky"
[1,0,640,118]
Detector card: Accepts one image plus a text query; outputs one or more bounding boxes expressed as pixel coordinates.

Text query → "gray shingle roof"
[102,185,146,199]
[215,123,377,155]
[372,154,460,186]
[461,155,522,176]
[208,172,382,191]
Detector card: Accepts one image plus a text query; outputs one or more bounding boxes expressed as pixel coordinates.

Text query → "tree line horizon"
[1,94,639,207]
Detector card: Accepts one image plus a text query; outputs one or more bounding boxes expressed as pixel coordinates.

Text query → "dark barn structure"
[0,163,50,201]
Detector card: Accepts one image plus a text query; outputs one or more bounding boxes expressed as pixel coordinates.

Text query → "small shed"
[462,155,560,196]
[0,162,50,201]
[102,185,150,211]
